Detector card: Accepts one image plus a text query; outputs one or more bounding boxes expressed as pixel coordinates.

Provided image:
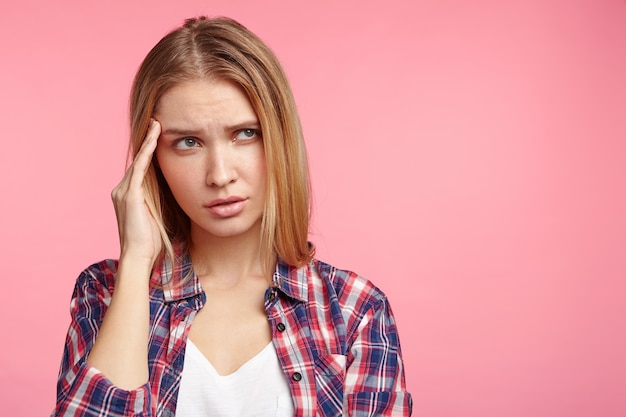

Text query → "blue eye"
[235,129,260,141]
[174,138,199,149]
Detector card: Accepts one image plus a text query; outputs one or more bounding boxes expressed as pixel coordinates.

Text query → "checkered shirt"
[53,246,412,416]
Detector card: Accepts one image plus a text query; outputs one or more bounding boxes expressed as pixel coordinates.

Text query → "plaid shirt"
[54,246,412,416]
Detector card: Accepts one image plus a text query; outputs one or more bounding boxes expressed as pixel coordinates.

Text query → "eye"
[234,129,261,142]
[174,137,200,149]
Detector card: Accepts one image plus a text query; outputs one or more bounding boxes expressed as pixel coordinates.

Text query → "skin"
[86,78,273,389]
[156,79,272,375]
[155,79,267,247]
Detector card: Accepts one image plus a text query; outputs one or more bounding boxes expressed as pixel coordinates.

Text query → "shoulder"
[72,259,119,298]
[62,260,121,323]
[307,258,390,334]
[310,258,387,307]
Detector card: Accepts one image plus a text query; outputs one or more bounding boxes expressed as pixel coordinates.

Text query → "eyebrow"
[160,128,201,136]
[160,121,261,136]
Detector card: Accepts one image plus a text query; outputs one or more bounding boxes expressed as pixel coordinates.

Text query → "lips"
[207,196,245,207]
[204,196,247,218]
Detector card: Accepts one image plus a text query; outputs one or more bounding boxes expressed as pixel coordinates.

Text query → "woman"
[54,16,412,417]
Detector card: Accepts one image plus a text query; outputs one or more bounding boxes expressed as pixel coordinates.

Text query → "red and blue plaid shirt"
[54,245,412,416]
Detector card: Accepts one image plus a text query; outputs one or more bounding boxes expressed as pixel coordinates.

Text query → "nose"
[206,143,237,187]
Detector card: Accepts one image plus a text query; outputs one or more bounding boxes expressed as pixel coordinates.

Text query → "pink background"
[1,1,625,416]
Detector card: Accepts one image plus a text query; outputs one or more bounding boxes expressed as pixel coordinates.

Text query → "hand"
[111,119,163,267]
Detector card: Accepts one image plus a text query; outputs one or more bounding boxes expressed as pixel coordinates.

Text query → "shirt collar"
[153,241,204,303]
[273,257,308,303]
[153,240,309,303]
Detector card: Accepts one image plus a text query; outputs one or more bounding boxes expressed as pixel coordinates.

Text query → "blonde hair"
[129,17,313,278]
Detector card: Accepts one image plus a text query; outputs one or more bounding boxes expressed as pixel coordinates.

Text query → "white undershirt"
[176,339,295,417]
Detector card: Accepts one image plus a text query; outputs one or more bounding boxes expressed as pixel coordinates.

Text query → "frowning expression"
[154,78,266,242]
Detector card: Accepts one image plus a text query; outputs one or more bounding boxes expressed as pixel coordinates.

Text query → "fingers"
[129,119,161,189]
[111,119,161,202]
[110,119,163,262]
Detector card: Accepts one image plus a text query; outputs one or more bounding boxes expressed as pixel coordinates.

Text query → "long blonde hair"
[128,17,313,278]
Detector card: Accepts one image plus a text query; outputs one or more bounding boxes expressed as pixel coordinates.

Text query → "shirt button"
[276,323,286,332]
[268,292,276,302]
[292,372,302,381]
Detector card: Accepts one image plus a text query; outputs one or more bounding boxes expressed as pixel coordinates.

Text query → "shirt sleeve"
[52,263,152,417]
[344,296,413,416]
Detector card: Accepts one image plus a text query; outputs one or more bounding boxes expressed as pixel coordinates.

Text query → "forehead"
[154,78,257,123]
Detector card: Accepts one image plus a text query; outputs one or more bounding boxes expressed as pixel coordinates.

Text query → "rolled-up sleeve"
[344,297,412,416]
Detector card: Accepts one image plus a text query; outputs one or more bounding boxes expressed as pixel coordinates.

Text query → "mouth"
[205,196,247,218]
[207,196,246,208]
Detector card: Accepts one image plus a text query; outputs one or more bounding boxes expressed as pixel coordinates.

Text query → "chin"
[192,218,262,240]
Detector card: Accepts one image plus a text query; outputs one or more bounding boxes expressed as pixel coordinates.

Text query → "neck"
[188,224,274,287]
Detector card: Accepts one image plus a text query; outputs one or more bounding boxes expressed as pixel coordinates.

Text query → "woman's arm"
[84,260,152,389]
[54,121,163,416]
[85,119,162,390]
[54,262,152,417]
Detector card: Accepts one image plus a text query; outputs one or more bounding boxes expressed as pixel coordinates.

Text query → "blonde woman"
[53,17,412,417]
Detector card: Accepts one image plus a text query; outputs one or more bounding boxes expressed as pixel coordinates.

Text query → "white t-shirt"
[176,339,294,417]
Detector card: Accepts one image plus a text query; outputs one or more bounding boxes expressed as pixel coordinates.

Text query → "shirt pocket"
[315,354,347,417]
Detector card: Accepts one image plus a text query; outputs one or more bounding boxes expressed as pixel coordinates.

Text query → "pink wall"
[1,1,625,416]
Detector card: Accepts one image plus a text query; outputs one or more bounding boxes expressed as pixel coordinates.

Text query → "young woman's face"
[154,78,266,242]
